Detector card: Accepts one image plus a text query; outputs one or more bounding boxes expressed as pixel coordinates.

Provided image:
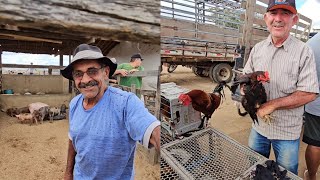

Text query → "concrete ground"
[160,65,320,179]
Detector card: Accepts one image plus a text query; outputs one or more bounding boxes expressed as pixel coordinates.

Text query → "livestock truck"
[160,0,312,82]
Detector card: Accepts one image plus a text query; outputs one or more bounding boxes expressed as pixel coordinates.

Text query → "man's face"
[135,58,142,67]
[264,9,298,41]
[72,60,109,99]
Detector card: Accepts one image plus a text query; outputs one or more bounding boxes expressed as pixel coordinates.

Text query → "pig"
[15,113,33,124]
[6,108,18,117]
[28,102,49,114]
[60,104,67,115]
[48,107,60,123]
[6,107,30,117]
[32,106,49,124]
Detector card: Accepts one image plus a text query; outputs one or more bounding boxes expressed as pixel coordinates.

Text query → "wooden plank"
[0,0,160,44]
[122,70,159,77]
[161,18,195,30]
[240,14,266,27]
[298,13,312,23]
[197,23,241,38]
[242,0,256,64]
[239,26,269,37]
[161,18,241,38]
[161,26,238,44]
[258,0,268,4]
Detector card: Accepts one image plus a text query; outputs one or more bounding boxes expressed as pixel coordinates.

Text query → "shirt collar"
[267,34,291,52]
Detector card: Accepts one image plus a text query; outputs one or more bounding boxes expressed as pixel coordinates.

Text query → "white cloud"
[2,52,70,66]
[298,0,320,30]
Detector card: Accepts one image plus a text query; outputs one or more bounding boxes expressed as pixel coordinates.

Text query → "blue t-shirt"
[69,86,157,179]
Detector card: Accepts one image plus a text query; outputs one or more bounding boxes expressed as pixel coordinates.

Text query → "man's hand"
[64,172,73,180]
[64,140,76,180]
[257,102,276,119]
[117,69,128,76]
[129,69,139,74]
[149,126,160,152]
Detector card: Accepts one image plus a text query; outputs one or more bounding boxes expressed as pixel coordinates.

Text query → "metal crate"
[161,128,266,180]
[237,160,302,180]
[161,157,182,180]
[161,82,202,138]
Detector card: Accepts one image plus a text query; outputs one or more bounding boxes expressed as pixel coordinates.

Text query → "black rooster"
[231,71,271,125]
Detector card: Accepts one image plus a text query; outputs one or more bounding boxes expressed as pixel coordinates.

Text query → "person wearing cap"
[114,54,144,92]
[243,0,318,174]
[303,33,320,180]
[61,44,160,180]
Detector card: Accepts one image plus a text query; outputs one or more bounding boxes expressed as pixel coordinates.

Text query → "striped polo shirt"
[244,35,319,140]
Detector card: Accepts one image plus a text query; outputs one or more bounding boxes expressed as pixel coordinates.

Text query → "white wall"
[108,42,160,90]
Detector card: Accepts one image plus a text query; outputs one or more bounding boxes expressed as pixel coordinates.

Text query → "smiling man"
[61,44,160,180]
[243,0,319,174]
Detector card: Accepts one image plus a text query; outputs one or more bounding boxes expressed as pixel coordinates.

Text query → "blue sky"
[2,0,319,73]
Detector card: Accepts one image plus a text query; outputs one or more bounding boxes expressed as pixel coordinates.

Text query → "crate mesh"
[161,158,182,180]
[161,128,266,180]
[161,127,175,145]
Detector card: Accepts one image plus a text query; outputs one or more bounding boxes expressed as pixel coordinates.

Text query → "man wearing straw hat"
[243,0,318,174]
[61,44,160,180]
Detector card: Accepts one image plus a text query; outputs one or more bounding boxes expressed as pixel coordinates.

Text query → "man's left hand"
[257,102,276,119]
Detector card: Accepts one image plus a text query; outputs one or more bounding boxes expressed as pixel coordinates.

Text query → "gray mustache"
[78,81,98,88]
[272,22,284,27]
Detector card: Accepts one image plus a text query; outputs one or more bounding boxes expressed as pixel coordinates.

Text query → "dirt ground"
[0,111,159,179]
[160,65,319,179]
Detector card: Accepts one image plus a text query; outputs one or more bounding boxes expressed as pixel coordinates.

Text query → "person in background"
[114,54,144,89]
[30,62,34,75]
[303,32,320,180]
[243,0,319,174]
[61,44,160,180]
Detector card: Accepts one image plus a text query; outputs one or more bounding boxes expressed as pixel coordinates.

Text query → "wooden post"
[59,53,63,75]
[0,49,2,75]
[155,67,161,120]
[130,84,136,95]
[242,0,256,66]
[0,50,2,93]
[69,52,73,93]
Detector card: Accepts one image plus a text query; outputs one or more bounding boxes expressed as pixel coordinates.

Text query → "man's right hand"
[64,172,73,180]
[118,69,128,76]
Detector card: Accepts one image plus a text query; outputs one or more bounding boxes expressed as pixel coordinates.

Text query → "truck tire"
[191,66,199,76]
[192,67,207,77]
[209,64,218,82]
[211,63,233,83]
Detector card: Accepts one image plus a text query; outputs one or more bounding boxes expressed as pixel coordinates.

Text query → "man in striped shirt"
[243,0,319,175]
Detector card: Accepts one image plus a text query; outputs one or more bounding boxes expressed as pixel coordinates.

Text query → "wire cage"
[161,128,266,180]
[160,82,202,138]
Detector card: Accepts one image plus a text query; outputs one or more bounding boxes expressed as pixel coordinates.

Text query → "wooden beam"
[0,28,88,42]
[0,0,160,44]
[0,49,2,75]
[242,0,256,65]
[0,33,62,44]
